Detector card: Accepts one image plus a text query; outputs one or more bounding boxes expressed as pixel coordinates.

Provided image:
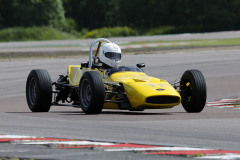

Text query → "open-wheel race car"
[26,38,207,114]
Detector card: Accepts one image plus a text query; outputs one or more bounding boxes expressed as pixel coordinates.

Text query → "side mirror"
[137,63,145,68]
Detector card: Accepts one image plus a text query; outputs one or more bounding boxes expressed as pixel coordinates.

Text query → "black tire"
[180,69,207,113]
[79,71,105,114]
[26,69,52,112]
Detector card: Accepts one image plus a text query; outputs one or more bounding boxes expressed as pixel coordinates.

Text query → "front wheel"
[180,69,207,112]
[79,71,105,114]
[26,69,52,112]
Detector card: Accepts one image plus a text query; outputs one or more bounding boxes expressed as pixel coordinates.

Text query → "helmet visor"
[105,52,121,61]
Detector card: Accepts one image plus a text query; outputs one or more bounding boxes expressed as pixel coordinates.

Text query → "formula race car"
[26,38,207,114]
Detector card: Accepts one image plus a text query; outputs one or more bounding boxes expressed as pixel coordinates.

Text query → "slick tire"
[79,71,105,114]
[180,69,207,113]
[26,69,52,112]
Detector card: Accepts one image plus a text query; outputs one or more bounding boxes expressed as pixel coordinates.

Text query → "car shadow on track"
[52,111,184,116]
[6,111,185,116]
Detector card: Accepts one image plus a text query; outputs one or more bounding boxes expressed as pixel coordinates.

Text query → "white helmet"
[99,43,121,67]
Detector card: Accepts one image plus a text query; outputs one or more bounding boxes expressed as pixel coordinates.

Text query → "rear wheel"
[26,69,52,112]
[180,70,206,112]
[79,71,105,114]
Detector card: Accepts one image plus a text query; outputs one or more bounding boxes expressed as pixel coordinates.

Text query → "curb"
[1,134,240,159]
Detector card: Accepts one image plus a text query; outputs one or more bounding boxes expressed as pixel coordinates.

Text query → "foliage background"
[0,0,240,41]
[62,0,240,32]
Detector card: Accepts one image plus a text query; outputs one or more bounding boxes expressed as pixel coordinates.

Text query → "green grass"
[0,26,139,42]
[84,26,138,38]
[190,38,240,46]
[0,27,79,42]
[83,26,176,38]
[142,26,175,35]
[123,38,240,48]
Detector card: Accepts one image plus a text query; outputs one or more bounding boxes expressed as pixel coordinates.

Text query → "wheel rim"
[186,82,192,102]
[181,80,193,106]
[80,79,91,108]
[28,78,37,105]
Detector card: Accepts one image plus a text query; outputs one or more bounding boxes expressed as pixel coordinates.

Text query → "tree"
[63,0,120,29]
[0,0,65,29]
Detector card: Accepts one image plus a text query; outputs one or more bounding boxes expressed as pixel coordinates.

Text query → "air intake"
[146,96,179,104]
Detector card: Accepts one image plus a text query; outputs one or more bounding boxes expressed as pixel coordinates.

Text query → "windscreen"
[107,66,143,76]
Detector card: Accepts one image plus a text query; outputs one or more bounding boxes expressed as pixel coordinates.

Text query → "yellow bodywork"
[68,65,98,86]
[105,72,181,110]
[68,65,181,110]
[68,65,82,86]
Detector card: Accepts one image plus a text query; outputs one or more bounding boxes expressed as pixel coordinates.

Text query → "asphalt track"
[1,32,240,159]
[0,48,240,159]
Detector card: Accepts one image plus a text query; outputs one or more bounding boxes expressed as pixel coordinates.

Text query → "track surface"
[1,47,240,158]
[1,30,240,53]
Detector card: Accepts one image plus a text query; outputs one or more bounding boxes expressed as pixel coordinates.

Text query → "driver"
[99,42,122,68]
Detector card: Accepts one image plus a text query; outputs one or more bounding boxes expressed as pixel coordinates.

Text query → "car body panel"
[68,65,82,86]
[108,72,181,109]
[68,66,181,110]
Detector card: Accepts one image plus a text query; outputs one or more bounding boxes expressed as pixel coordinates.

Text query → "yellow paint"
[68,65,82,86]
[108,72,181,109]
[68,65,100,86]
[68,68,181,110]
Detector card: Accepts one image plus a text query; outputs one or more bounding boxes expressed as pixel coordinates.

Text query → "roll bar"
[88,38,111,68]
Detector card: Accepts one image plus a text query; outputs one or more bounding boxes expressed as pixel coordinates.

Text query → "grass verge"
[123,38,240,47]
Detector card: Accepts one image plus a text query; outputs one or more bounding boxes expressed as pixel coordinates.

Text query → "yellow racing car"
[26,38,207,114]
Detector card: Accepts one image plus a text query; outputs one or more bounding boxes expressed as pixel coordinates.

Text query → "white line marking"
[207,103,235,106]
[104,147,208,152]
[199,153,240,159]
[0,135,37,139]
[221,99,239,101]
[16,140,115,146]
[218,106,235,108]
